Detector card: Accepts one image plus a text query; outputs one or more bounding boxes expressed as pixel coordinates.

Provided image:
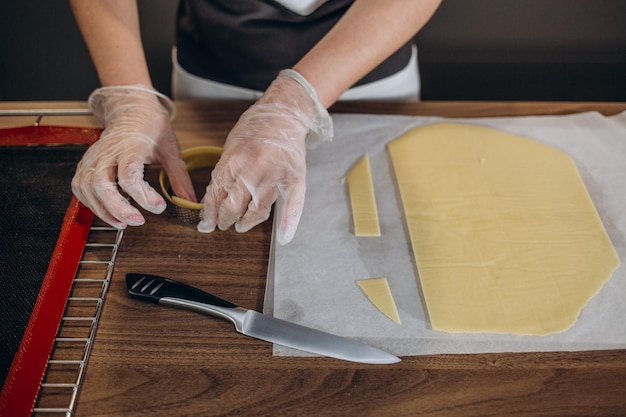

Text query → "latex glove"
[198,69,333,245]
[72,85,195,228]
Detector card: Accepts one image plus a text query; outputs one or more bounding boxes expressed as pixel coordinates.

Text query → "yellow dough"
[347,155,381,236]
[387,123,620,335]
[356,278,401,324]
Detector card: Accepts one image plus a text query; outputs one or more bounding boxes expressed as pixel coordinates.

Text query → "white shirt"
[274,0,329,15]
[172,45,420,102]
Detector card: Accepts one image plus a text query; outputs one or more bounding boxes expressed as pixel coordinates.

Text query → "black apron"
[176,0,413,91]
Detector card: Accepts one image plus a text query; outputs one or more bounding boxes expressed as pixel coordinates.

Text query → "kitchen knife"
[126,273,400,364]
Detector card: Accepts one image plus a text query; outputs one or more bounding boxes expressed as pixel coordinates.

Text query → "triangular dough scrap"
[356,278,401,324]
[387,123,620,336]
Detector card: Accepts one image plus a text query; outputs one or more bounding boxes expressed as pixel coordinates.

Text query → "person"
[69,0,441,245]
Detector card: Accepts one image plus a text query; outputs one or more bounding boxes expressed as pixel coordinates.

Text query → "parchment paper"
[264,111,626,356]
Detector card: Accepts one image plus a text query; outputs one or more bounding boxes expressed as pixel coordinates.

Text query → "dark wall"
[0,0,177,101]
[416,0,626,101]
[1,0,625,102]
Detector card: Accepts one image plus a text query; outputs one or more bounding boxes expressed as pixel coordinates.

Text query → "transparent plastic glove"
[198,69,333,245]
[72,85,195,228]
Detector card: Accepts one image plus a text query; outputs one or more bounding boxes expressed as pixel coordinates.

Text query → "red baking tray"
[0,125,100,417]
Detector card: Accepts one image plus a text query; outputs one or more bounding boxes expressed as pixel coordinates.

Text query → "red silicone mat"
[0,126,99,416]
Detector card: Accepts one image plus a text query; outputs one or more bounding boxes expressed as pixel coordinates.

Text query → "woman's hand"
[72,85,195,228]
[198,70,332,245]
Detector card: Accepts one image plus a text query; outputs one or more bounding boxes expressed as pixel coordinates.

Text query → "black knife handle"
[126,273,237,308]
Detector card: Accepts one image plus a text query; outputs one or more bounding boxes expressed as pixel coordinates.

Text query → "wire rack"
[33,221,123,416]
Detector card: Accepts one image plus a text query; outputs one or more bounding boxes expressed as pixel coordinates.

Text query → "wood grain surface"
[4,101,626,416]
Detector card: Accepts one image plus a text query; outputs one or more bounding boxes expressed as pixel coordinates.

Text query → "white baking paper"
[265,111,626,356]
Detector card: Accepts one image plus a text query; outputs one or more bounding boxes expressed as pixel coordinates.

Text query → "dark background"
[1,0,625,102]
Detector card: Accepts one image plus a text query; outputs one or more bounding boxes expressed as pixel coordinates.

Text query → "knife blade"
[126,273,400,364]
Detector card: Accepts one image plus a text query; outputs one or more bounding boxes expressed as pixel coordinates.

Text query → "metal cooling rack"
[32,223,123,416]
[0,108,92,125]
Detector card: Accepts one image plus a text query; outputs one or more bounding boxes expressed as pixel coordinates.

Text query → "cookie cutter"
[159,145,223,223]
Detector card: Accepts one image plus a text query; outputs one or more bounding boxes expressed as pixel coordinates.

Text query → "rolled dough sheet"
[267,111,626,356]
[387,123,620,336]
